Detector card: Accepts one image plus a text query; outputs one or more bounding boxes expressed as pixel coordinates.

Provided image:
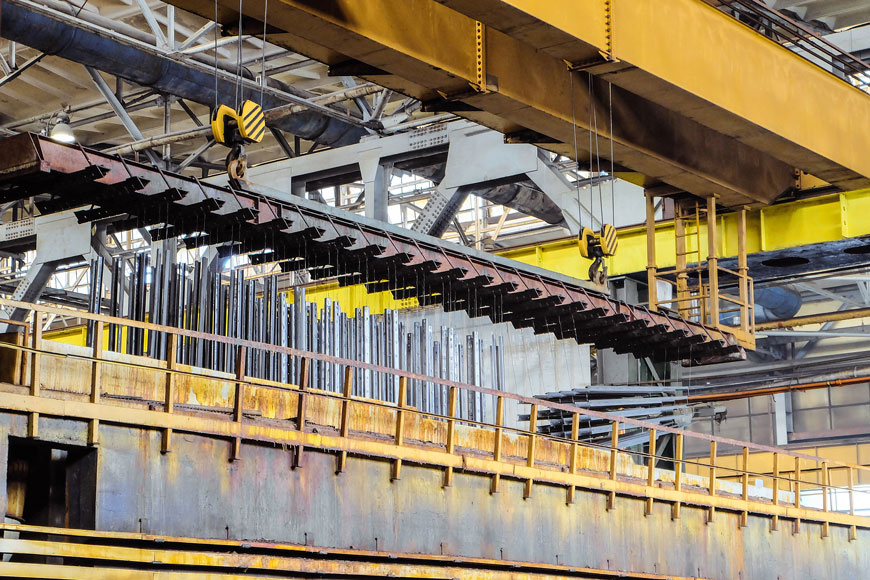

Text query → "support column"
[706,196,720,326]
[773,393,788,446]
[599,279,640,385]
[359,150,388,222]
[645,192,658,312]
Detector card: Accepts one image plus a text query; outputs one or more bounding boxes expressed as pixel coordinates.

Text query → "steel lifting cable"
[586,76,597,231]
[569,68,583,232]
[588,75,605,233]
[235,0,245,109]
[608,81,616,227]
[260,0,268,106]
[214,0,220,111]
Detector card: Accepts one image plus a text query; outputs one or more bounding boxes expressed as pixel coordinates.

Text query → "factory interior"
[0,0,870,578]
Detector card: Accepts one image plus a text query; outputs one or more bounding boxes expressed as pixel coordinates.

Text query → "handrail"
[710,0,870,83]
[5,333,870,521]
[0,297,866,477]
[0,301,867,534]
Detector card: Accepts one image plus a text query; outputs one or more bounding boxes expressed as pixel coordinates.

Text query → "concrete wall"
[1,413,866,580]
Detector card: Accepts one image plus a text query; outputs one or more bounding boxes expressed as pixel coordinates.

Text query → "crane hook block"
[578,224,618,259]
[211,100,266,147]
[579,224,618,286]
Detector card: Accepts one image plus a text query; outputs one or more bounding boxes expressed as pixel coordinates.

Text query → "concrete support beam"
[774,392,789,446]
[358,149,389,222]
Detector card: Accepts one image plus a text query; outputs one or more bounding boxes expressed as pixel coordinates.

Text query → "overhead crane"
[146,0,870,351]
[162,0,870,208]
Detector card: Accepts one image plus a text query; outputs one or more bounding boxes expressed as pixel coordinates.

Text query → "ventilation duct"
[721,286,802,325]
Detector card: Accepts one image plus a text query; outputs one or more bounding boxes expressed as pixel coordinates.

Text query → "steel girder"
[435,0,870,194]
[0,133,742,363]
[158,0,804,207]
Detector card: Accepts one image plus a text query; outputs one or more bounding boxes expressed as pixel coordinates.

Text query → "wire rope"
[260,0,268,106]
[609,82,616,227]
[588,75,604,232]
[214,0,219,112]
[235,0,244,109]
[569,69,583,232]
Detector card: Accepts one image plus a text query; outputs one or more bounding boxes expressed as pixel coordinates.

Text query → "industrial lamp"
[49,112,75,143]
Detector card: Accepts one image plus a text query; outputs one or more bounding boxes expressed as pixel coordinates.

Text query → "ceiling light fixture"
[49,112,75,143]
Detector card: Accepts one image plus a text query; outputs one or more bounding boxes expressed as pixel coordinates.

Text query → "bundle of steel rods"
[91,255,504,422]
[525,386,691,447]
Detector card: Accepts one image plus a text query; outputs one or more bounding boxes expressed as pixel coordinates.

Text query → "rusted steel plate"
[0,133,744,364]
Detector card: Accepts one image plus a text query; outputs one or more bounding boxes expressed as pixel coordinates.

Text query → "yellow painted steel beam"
[500,186,870,279]
[0,519,710,580]
[436,0,870,192]
[162,0,797,206]
[291,187,870,315]
[0,536,709,580]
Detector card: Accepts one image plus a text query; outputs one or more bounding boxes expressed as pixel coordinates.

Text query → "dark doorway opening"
[4,437,97,563]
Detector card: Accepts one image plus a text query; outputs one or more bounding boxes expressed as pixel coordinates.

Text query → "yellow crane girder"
[436,0,870,192]
[294,187,870,316]
[157,0,870,207]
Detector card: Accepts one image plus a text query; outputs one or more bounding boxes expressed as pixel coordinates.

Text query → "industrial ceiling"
[0,0,419,171]
[769,0,870,31]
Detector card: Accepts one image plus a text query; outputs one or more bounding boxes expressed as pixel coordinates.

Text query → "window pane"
[831,404,870,431]
[830,383,870,406]
[749,395,772,415]
[721,399,750,417]
[715,416,750,440]
[750,415,774,445]
[793,408,831,433]
[792,388,830,410]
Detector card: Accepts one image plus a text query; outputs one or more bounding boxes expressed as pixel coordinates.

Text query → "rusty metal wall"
[0,412,866,579]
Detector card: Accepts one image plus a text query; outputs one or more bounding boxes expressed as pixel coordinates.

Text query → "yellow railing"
[0,297,866,536]
[647,195,756,349]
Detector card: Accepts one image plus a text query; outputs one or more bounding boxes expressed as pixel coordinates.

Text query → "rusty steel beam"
[0,133,743,363]
[159,0,797,207]
[1,362,868,530]
[0,367,866,530]
[0,525,710,580]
